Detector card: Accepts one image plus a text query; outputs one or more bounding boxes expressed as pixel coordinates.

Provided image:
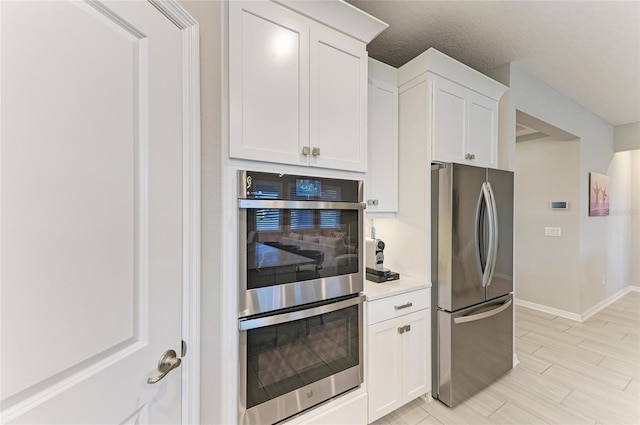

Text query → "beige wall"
[177,1,224,424]
[515,139,581,313]
[495,65,620,314]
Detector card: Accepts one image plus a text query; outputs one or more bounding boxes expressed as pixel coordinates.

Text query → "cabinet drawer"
[367,288,430,325]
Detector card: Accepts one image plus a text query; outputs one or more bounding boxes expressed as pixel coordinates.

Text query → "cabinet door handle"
[302,146,310,156]
[312,147,321,157]
[397,324,411,334]
[394,302,413,310]
[465,153,476,160]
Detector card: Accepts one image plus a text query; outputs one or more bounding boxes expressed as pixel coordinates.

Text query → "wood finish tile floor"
[373,291,640,425]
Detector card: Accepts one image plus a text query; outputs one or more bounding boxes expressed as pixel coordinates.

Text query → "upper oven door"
[239,171,365,317]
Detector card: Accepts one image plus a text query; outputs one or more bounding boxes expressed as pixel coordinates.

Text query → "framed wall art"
[589,172,609,216]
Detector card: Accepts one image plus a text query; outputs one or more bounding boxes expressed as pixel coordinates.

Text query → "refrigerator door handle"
[480,182,495,288]
[485,182,499,287]
[453,299,512,324]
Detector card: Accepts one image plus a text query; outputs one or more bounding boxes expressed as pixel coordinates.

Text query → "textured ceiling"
[346,0,640,126]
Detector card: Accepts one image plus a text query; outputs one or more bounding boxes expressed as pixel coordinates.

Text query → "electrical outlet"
[544,227,562,237]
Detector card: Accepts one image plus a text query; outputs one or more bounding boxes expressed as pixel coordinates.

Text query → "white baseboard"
[516,286,635,323]
[514,299,582,321]
[580,286,631,322]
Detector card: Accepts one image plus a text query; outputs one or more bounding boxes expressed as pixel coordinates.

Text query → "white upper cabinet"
[399,48,507,169]
[229,1,385,172]
[366,77,398,213]
[229,1,309,166]
[310,26,368,171]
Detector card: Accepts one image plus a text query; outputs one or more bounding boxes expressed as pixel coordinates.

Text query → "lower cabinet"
[367,291,431,423]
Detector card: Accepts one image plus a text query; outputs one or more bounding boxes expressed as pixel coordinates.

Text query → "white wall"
[176,1,224,424]
[607,149,640,290]
[500,65,617,313]
[515,139,581,313]
[614,122,640,152]
[632,150,640,288]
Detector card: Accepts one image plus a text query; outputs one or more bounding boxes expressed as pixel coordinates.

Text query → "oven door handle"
[239,294,366,331]
[239,199,366,210]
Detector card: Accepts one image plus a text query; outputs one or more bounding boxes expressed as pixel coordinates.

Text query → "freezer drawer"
[436,294,513,407]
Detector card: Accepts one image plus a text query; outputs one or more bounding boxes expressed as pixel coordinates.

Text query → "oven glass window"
[246,208,359,290]
[246,304,359,409]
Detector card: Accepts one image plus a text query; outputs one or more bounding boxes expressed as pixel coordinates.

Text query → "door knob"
[147,349,181,384]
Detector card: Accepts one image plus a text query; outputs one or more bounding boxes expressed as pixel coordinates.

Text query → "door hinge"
[182,340,187,357]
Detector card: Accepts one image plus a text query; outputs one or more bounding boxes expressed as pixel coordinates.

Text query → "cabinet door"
[310,26,368,172]
[229,1,309,165]
[431,75,466,164]
[367,318,402,422]
[401,309,430,402]
[367,79,398,213]
[467,91,497,168]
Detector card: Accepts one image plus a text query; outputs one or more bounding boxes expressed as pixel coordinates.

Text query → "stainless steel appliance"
[238,171,365,317]
[431,163,514,407]
[239,294,365,425]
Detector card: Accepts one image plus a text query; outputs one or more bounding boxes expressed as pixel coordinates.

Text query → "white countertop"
[364,275,431,301]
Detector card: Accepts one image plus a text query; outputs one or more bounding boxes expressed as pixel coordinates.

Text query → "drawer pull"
[394,302,413,310]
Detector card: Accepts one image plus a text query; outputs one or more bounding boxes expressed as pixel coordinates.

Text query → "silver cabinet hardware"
[397,324,411,334]
[301,146,310,156]
[465,153,476,160]
[312,147,321,156]
[147,349,181,384]
[394,301,413,310]
[367,199,379,206]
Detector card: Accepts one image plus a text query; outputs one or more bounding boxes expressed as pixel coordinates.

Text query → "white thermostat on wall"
[549,201,569,210]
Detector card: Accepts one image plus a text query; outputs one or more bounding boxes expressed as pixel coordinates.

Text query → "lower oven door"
[239,294,365,425]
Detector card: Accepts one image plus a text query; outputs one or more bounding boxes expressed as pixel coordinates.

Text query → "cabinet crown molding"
[273,0,388,43]
[398,48,508,100]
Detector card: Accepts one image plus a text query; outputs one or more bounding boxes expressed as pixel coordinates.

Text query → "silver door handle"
[454,299,512,324]
[302,146,310,156]
[485,182,499,287]
[312,147,321,156]
[394,302,413,310]
[147,349,181,384]
[481,182,495,288]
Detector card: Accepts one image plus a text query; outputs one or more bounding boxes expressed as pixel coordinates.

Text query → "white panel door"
[431,75,466,164]
[228,1,309,166]
[1,1,184,423]
[367,319,401,422]
[401,309,430,401]
[467,91,498,168]
[366,79,398,213]
[310,26,367,172]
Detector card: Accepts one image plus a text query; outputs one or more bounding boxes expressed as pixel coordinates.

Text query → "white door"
[1,1,184,423]
[309,25,368,172]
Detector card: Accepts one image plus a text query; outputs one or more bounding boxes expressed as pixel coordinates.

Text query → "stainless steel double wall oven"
[238,171,366,425]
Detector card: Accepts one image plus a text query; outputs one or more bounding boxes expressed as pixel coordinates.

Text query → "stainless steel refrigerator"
[431,163,514,407]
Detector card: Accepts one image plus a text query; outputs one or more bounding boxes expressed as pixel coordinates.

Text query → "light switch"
[544,227,562,237]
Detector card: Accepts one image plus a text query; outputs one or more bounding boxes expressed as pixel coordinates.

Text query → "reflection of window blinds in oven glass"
[321,189,340,228]
[255,184,280,231]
